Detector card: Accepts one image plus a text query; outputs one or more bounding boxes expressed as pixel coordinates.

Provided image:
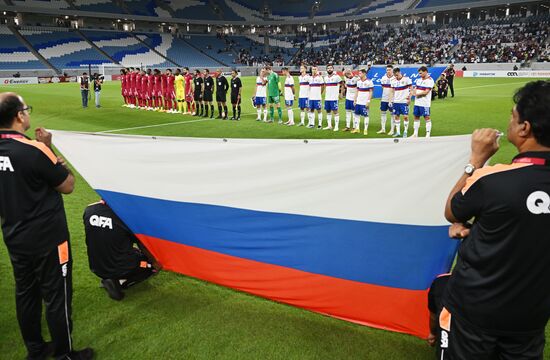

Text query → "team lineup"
[119,64,434,138]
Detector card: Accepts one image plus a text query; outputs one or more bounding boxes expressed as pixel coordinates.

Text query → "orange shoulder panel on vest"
[13,138,57,164]
[462,163,532,194]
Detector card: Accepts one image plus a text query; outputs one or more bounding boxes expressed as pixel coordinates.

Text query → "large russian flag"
[52,131,469,338]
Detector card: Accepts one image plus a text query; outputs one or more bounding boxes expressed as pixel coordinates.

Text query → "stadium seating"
[416,0,483,8]
[356,0,415,15]
[81,30,173,67]
[72,0,125,14]
[184,34,237,65]
[20,27,113,69]
[165,0,220,20]
[11,0,70,9]
[0,26,46,69]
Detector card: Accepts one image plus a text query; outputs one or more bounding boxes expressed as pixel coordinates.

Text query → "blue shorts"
[308,100,321,111]
[354,104,368,116]
[345,99,355,111]
[255,97,266,106]
[285,100,294,107]
[392,103,409,116]
[324,100,338,112]
[298,98,308,110]
[413,105,430,117]
[380,101,393,112]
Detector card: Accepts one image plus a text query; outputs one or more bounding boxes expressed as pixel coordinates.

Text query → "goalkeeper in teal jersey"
[265,65,283,123]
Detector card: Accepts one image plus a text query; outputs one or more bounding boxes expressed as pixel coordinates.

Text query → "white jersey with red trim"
[309,75,324,101]
[391,76,412,104]
[345,76,358,101]
[380,74,394,102]
[356,79,374,105]
[414,76,435,107]
[284,75,295,101]
[323,74,342,101]
[255,76,266,97]
[298,74,311,99]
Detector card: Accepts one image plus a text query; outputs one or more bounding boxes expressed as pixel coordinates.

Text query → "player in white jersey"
[352,68,374,135]
[412,66,435,137]
[297,65,311,126]
[282,67,295,126]
[307,66,324,129]
[379,65,394,134]
[254,69,267,122]
[343,69,358,132]
[388,67,412,138]
[322,64,343,131]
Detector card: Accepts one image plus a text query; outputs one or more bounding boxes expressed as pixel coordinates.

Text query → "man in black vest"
[216,70,229,120]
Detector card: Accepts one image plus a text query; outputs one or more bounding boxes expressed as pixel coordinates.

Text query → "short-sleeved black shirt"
[444,151,550,335]
[204,76,214,94]
[216,75,228,94]
[83,201,141,279]
[194,77,203,94]
[0,130,69,255]
[231,77,242,95]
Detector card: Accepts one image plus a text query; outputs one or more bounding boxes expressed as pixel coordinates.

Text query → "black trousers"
[438,309,545,360]
[448,78,454,97]
[9,242,73,359]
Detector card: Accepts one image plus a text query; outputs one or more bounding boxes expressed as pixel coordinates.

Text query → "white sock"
[288,109,294,123]
[318,112,323,126]
[395,120,401,134]
[404,120,409,134]
[346,111,351,128]
[413,120,420,136]
[390,117,395,132]
[426,120,432,137]
[353,114,360,129]
[300,111,305,124]
[326,114,332,128]
[257,109,261,119]
[308,112,314,126]
[364,116,369,131]
[263,109,267,121]
[381,111,387,130]
[334,114,339,130]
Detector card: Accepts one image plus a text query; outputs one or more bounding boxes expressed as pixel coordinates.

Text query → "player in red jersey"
[183,67,194,114]
[153,69,163,110]
[134,69,141,108]
[145,69,153,110]
[127,68,135,107]
[140,69,148,109]
[165,69,176,113]
[160,71,168,112]
[120,69,127,106]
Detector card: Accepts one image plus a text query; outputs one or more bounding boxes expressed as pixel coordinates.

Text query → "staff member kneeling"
[83,200,157,301]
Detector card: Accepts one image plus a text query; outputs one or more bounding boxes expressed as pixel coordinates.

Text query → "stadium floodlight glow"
[467,11,470,19]
[117,19,121,22]
[375,20,379,26]
[207,25,211,32]
[65,15,69,19]
[186,24,189,31]
[251,26,255,34]
[432,14,436,22]
[506,7,510,16]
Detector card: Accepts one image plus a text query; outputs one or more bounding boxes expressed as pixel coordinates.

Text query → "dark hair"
[204,69,210,73]
[281,67,288,71]
[386,64,393,69]
[360,69,367,74]
[231,69,237,73]
[195,69,200,74]
[393,67,401,73]
[513,80,550,147]
[184,67,189,71]
[166,69,172,73]
[418,66,428,72]
[0,93,24,128]
[83,72,87,75]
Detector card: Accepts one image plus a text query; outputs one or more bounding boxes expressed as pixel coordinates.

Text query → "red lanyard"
[0,133,25,139]
[513,157,547,165]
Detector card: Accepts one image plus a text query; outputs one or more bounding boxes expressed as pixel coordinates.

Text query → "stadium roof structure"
[0,0,542,26]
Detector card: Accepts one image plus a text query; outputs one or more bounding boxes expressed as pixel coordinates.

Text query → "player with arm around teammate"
[307,66,324,129]
[380,64,395,134]
[323,64,343,131]
[254,69,267,122]
[343,69,358,132]
[388,67,412,138]
[282,67,295,126]
[412,66,435,138]
[352,68,374,135]
[297,65,310,126]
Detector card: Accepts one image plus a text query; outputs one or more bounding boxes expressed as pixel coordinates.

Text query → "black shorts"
[216,92,227,102]
[231,93,241,105]
[194,92,202,102]
[437,308,545,360]
[203,91,213,102]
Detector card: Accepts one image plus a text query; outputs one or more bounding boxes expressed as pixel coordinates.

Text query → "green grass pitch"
[0,76,549,359]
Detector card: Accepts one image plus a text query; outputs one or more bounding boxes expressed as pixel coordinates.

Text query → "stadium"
[0,0,549,359]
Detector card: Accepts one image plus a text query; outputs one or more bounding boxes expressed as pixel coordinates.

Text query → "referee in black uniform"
[215,70,229,120]
[193,70,203,117]
[442,80,550,359]
[230,69,242,120]
[202,69,214,119]
[0,93,93,360]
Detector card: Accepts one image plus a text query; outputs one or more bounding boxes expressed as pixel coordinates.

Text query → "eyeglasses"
[20,106,32,115]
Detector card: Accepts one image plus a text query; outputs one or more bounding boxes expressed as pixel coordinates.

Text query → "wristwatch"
[464,163,476,176]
